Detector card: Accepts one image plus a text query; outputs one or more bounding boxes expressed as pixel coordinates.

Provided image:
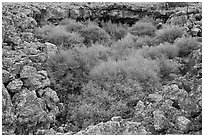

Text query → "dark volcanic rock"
[2,84,16,135]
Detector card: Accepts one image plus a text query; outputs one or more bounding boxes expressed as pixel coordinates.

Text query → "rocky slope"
[2,2,202,135]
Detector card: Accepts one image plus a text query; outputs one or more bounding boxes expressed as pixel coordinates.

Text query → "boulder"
[153,110,169,132]
[12,88,53,134]
[7,79,23,93]
[43,87,59,104]
[69,8,80,19]
[76,117,149,135]
[20,65,37,78]
[147,93,163,103]
[44,42,58,58]
[2,69,13,83]
[2,84,16,134]
[176,116,191,133]
[20,65,50,90]
[21,32,35,42]
[28,53,47,63]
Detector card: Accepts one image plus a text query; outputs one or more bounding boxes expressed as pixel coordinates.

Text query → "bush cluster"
[35,25,84,48]
[101,20,128,41]
[139,42,179,59]
[156,25,185,43]
[78,24,111,46]
[174,37,200,57]
[90,54,160,93]
[41,17,196,132]
[129,22,157,37]
[46,49,89,95]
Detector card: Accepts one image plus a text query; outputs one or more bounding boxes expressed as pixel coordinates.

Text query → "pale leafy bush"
[35,25,84,48]
[78,44,112,70]
[156,25,185,43]
[111,33,136,50]
[139,43,179,59]
[170,16,187,26]
[135,36,158,48]
[174,37,200,57]
[129,22,157,37]
[46,27,84,48]
[101,20,128,41]
[79,24,111,45]
[90,54,160,93]
[138,16,156,25]
[59,18,85,32]
[46,49,89,95]
[110,33,138,60]
[156,57,180,78]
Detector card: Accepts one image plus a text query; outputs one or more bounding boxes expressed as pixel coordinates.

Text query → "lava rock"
[153,110,169,132]
[7,79,23,93]
[2,69,13,83]
[176,116,191,133]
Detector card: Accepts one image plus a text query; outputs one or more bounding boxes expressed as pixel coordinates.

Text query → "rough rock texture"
[2,84,16,135]
[2,2,202,135]
[153,110,169,132]
[7,79,23,93]
[76,117,150,135]
[176,116,191,133]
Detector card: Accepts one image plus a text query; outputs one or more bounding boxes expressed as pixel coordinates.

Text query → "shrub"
[156,25,185,43]
[139,43,179,59]
[46,49,89,95]
[135,36,158,48]
[59,18,85,32]
[34,24,55,40]
[174,37,200,57]
[90,54,160,93]
[111,33,136,50]
[110,33,138,60]
[156,57,180,78]
[47,29,84,48]
[35,25,84,48]
[79,78,143,126]
[129,22,157,37]
[79,24,111,46]
[170,16,187,26]
[138,16,156,25]
[77,44,112,70]
[124,55,160,92]
[101,20,128,41]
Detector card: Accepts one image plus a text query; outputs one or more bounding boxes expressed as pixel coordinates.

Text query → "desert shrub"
[79,24,111,46]
[35,25,84,48]
[156,57,180,78]
[34,24,55,40]
[124,55,160,92]
[170,16,187,26]
[129,22,157,37]
[174,37,200,57]
[78,78,144,127]
[59,18,85,32]
[83,19,99,27]
[110,33,138,60]
[135,36,158,48]
[156,25,185,43]
[111,33,136,50]
[46,28,84,48]
[101,20,128,41]
[138,16,156,25]
[46,49,89,95]
[77,44,112,70]
[139,43,179,59]
[90,54,160,93]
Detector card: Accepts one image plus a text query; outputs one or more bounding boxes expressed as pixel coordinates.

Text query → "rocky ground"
[2,2,202,135]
